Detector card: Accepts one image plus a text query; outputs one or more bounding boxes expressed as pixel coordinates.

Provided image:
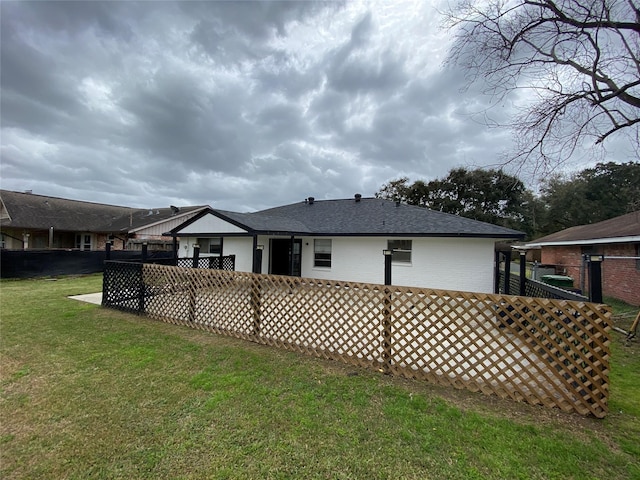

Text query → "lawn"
[1,275,638,479]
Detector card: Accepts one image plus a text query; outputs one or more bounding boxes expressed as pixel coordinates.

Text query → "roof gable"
[172,209,250,235]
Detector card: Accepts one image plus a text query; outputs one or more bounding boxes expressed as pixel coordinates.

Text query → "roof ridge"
[0,189,135,211]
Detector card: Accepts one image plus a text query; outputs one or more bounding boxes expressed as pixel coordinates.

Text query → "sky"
[0,1,633,212]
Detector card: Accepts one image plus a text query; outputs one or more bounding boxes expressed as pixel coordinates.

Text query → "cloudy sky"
[0,1,630,212]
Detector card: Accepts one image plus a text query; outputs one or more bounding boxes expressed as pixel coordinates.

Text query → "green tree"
[537,161,640,235]
[376,168,536,236]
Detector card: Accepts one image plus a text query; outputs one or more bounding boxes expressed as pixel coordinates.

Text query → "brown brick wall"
[540,243,639,306]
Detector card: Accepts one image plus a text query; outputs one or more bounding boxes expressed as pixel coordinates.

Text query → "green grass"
[1,275,639,479]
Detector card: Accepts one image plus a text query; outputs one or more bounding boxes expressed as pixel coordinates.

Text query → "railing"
[103,262,612,417]
[498,271,588,301]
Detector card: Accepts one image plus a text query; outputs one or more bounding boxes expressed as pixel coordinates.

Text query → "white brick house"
[169,195,524,293]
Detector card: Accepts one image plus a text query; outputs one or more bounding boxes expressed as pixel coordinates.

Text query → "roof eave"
[525,235,640,248]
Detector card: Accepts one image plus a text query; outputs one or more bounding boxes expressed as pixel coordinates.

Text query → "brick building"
[526,211,640,306]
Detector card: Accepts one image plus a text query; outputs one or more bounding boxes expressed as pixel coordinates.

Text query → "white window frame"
[314,239,332,268]
[75,233,93,251]
[388,239,412,264]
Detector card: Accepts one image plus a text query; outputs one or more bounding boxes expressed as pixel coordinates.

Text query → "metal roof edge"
[525,235,640,248]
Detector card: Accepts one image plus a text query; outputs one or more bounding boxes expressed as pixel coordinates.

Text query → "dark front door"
[269,238,301,276]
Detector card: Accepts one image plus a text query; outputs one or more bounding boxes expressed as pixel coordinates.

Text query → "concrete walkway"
[68,292,103,305]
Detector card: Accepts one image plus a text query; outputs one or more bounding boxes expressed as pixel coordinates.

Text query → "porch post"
[289,236,294,276]
[503,250,512,295]
[252,235,263,274]
[382,249,393,374]
[494,250,501,294]
[519,250,527,296]
[383,249,393,286]
[172,236,178,265]
[588,255,604,303]
[192,244,200,269]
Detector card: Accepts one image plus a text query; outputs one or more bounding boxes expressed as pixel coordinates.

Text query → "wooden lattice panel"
[103,263,611,417]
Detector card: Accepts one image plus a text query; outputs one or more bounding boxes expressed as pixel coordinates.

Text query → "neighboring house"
[169,195,524,293]
[0,189,207,251]
[525,211,640,306]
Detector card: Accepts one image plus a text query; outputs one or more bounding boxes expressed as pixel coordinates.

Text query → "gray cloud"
[1,0,617,212]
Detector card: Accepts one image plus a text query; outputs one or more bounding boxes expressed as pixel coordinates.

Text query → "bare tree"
[445,0,640,173]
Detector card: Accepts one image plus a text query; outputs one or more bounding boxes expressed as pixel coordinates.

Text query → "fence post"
[588,255,604,303]
[137,264,145,314]
[382,286,392,374]
[519,250,527,296]
[251,275,261,337]
[102,261,111,306]
[105,241,111,261]
[192,244,200,269]
[141,242,148,262]
[503,250,512,295]
[188,270,197,322]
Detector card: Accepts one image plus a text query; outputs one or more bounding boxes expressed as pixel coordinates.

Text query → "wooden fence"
[103,262,612,417]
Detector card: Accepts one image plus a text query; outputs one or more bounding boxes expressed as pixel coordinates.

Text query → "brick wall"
[541,243,639,306]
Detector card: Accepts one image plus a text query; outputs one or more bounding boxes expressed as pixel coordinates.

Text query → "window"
[314,239,332,268]
[75,233,92,251]
[636,244,640,271]
[196,237,222,255]
[388,239,412,263]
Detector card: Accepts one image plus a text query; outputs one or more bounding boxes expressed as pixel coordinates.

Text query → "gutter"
[525,235,640,248]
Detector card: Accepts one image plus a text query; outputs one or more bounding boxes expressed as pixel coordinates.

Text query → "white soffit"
[178,213,247,234]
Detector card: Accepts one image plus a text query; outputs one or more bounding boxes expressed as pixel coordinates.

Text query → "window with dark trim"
[636,244,640,271]
[388,239,412,263]
[197,237,222,255]
[314,239,332,268]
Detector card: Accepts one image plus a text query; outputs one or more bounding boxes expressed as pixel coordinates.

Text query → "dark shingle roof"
[0,190,206,233]
[252,198,523,237]
[186,198,523,238]
[527,210,640,246]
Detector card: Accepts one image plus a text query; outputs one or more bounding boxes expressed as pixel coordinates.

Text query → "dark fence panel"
[102,261,145,313]
[498,270,588,301]
[0,249,174,279]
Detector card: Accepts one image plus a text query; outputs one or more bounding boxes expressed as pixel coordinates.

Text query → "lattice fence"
[103,262,611,417]
[175,255,236,270]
